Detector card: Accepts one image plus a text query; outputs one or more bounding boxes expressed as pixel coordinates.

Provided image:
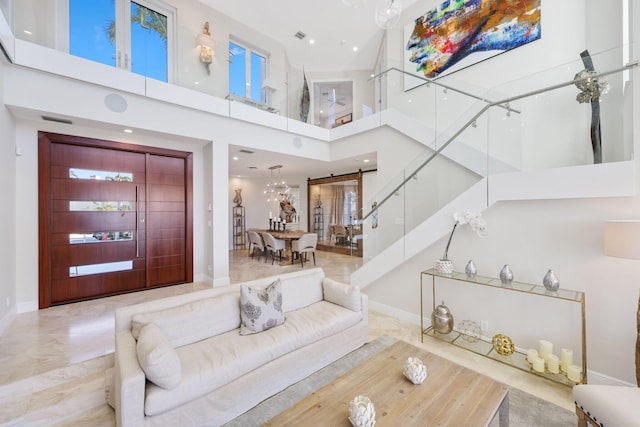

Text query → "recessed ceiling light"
[320,109,324,113]
[408,99,412,103]
[370,73,375,78]
[309,39,315,45]
[195,81,199,85]
[233,156,238,160]
[363,159,370,163]
[352,46,359,52]
[124,129,133,133]
[23,30,33,35]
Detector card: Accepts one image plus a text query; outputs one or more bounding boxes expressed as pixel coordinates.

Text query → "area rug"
[224,335,576,426]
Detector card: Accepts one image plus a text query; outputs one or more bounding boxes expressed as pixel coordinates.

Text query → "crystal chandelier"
[374,0,402,30]
[263,165,290,203]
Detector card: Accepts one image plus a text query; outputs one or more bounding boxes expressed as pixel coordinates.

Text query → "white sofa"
[110,268,369,426]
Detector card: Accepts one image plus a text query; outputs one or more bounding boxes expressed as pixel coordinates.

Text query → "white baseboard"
[368,300,422,326]
[0,307,17,335]
[17,300,37,313]
[212,276,231,287]
[194,273,214,286]
[586,370,636,386]
[368,299,634,387]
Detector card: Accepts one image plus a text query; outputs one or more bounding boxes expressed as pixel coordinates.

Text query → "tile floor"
[0,249,575,425]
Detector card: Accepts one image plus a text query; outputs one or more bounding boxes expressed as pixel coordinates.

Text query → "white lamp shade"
[196,33,216,50]
[604,220,640,259]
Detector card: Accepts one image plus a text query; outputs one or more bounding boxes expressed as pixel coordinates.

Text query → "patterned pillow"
[240,279,285,335]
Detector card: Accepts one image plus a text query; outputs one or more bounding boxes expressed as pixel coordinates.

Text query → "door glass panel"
[69,168,133,181]
[229,41,246,98]
[69,231,134,244]
[70,201,133,211]
[69,0,116,67]
[70,260,133,277]
[250,52,266,103]
[130,1,168,81]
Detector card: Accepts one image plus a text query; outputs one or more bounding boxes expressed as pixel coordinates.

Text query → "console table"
[420,268,586,386]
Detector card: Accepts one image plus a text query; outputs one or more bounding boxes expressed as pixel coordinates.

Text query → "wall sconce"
[604,220,640,259]
[196,22,215,74]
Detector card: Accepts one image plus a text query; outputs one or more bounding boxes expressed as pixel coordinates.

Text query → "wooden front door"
[38,132,193,308]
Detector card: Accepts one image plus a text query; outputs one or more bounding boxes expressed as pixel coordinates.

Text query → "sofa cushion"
[131,293,241,347]
[136,323,182,390]
[240,279,284,335]
[323,278,361,312]
[144,301,363,416]
[280,270,324,312]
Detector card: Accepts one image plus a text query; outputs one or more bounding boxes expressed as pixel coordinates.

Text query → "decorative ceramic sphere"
[457,320,481,343]
[492,334,516,356]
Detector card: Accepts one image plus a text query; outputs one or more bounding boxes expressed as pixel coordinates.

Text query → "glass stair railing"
[355,46,638,269]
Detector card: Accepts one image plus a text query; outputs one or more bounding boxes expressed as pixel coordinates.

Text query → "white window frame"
[60,0,176,83]
[229,37,270,104]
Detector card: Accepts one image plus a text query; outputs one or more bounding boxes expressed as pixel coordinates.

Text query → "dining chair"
[291,233,318,267]
[332,225,347,245]
[246,230,265,260]
[262,233,285,265]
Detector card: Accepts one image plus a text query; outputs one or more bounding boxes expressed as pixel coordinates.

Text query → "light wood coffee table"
[265,340,509,426]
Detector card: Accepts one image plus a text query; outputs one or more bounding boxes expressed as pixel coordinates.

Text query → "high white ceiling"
[201,0,418,179]
[197,0,402,72]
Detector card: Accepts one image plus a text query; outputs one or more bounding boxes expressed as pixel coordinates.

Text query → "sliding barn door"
[38,132,193,308]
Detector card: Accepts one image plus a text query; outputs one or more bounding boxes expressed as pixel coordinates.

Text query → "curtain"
[330,185,345,226]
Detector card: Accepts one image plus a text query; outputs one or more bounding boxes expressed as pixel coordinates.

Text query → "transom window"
[229,40,268,104]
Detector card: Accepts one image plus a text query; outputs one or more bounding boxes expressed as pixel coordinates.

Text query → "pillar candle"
[531,355,545,373]
[547,354,560,374]
[527,349,539,364]
[567,364,582,382]
[269,212,272,219]
[539,340,553,361]
[561,348,573,373]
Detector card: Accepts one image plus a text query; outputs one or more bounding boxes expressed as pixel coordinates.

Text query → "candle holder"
[269,218,273,230]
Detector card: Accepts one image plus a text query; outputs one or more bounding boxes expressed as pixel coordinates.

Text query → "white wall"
[0,56,17,331]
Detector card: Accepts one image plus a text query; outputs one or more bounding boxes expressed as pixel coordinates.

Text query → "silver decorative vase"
[543,269,560,292]
[465,260,477,278]
[499,264,513,284]
[431,301,454,334]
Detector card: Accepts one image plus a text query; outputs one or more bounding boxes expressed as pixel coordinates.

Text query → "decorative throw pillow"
[240,279,285,335]
[136,323,182,390]
[323,277,362,312]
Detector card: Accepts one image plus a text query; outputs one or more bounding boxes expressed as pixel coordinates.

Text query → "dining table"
[249,229,307,264]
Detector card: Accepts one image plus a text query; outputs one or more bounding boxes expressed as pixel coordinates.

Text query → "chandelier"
[374,0,402,30]
[263,165,290,203]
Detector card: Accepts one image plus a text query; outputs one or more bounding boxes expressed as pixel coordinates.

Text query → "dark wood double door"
[38,132,193,308]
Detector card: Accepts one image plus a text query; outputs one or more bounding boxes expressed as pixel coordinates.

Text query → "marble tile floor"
[0,249,574,426]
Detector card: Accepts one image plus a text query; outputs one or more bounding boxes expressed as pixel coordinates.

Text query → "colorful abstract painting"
[404,0,541,87]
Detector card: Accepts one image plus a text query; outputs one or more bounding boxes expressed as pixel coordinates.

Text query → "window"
[69,0,174,82]
[229,40,268,104]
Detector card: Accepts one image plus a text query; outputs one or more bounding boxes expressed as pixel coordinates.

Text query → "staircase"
[0,356,114,426]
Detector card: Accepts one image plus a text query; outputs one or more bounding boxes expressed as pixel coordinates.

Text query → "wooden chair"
[291,233,318,268]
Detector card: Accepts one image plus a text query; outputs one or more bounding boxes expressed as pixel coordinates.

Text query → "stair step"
[0,355,113,426]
